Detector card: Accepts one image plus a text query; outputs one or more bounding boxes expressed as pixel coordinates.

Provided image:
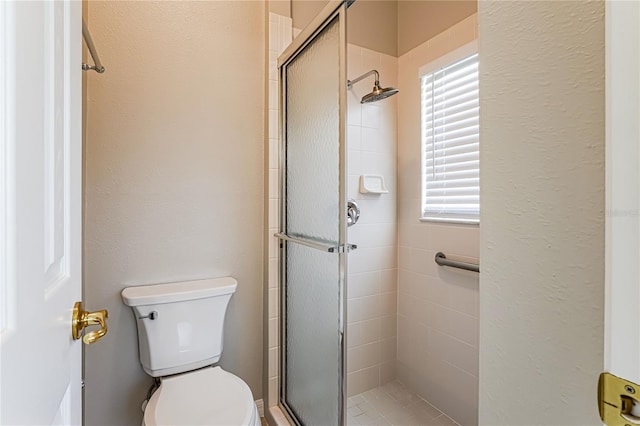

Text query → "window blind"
[421,52,479,223]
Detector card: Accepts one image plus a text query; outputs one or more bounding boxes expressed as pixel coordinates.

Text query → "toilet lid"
[144,366,256,426]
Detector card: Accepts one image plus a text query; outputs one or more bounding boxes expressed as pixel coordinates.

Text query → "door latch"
[72,301,108,344]
[599,372,640,425]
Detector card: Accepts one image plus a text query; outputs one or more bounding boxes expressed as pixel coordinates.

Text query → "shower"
[269,0,484,424]
[347,69,399,103]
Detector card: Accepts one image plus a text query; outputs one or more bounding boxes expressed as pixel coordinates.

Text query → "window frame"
[419,41,480,225]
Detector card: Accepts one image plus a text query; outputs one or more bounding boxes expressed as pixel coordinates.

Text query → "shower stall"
[268,1,480,425]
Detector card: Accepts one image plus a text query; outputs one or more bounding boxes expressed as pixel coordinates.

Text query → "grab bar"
[434,251,479,273]
[82,18,105,73]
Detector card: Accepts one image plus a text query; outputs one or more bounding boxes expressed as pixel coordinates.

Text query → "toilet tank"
[121,277,237,377]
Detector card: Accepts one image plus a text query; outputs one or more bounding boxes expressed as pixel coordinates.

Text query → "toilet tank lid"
[121,277,237,307]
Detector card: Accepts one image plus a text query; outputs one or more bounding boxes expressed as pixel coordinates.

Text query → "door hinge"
[599,372,640,425]
[331,244,357,253]
[81,380,85,389]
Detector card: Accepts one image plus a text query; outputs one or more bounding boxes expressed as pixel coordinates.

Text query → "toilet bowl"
[122,277,259,426]
[143,367,260,426]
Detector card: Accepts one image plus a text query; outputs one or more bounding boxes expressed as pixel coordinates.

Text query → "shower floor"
[346,381,459,426]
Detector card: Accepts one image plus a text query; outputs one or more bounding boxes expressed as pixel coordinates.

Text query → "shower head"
[347,69,399,104]
[361,83,399,104]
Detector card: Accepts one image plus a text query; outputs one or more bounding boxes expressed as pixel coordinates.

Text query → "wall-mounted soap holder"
[359,175,389,194]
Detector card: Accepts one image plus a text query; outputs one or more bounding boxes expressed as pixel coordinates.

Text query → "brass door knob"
[72,301,108,344]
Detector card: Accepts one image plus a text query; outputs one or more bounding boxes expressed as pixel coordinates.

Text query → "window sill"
[419,217,480,226]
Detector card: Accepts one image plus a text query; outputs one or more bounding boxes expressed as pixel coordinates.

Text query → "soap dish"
[359,175,389,194]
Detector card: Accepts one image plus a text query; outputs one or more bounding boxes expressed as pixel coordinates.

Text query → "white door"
[605,0,640,423]
[1,1,84,424]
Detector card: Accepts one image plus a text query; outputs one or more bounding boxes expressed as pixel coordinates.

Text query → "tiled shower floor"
[346,381,459,426]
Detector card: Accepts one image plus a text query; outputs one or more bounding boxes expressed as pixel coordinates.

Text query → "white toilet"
[121,277,260,426]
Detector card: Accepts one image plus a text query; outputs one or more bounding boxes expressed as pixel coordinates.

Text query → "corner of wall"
[264,11,293,416]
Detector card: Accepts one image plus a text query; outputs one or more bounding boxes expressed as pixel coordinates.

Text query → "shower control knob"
[347,199,360,227]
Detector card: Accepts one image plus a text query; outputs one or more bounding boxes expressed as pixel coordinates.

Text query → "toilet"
[121,277,260,426]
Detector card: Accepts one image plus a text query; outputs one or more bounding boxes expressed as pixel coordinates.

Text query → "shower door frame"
[276,1,349,425]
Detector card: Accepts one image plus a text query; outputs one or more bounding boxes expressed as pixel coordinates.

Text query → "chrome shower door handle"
[347,199,360,227]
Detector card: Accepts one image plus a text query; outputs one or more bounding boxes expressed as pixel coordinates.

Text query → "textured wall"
[397,15,478,426]
[84,2,265,425]
[478,1,604,424]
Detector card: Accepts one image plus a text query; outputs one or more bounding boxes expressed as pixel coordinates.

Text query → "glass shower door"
[276,2,349,425]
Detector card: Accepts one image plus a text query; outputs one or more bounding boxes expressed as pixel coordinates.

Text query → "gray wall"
[84,2,265,424]
[478,1,605,424]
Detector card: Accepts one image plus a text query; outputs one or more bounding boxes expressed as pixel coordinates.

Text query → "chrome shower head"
[347,69,399,104]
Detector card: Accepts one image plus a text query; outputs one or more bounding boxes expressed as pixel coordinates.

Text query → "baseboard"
[255,399,264,417]
[266,405,291,425]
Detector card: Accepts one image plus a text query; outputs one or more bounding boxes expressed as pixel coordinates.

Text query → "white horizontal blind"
[421,52,479,222]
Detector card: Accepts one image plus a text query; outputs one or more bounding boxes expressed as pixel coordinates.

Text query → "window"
[420,44,479,223]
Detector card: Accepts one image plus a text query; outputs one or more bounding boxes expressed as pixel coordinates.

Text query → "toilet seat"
[143,366,260,426]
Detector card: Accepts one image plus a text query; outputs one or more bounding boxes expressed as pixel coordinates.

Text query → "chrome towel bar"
[274,233,357,253]
[275,233,337,252]
[82,18,105,73]
[435,251,479,273]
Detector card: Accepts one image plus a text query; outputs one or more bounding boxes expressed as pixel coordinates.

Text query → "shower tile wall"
[396,15,479,426]
[346,45,398,397]
[266,12,292,420]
